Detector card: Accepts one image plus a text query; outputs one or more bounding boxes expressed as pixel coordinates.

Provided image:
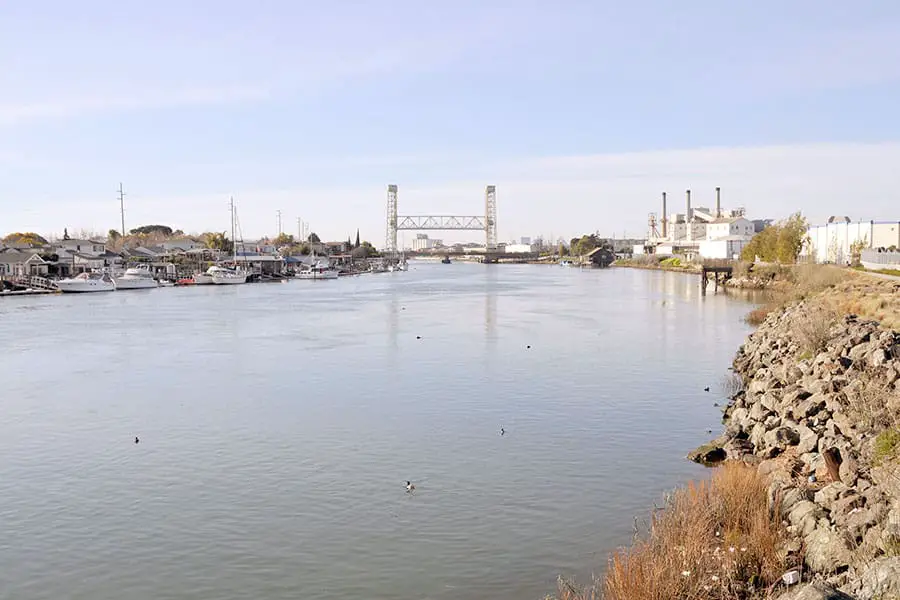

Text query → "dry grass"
[556,463,787,600]
[841,369,900,433]
[742,265,900,331]
[793,305,839,358]
[818,277,900,331]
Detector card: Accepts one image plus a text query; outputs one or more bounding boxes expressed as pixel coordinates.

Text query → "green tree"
[203,231,234,253]
[272,233,295,247]
[2,232,49,246]
[740,213,808,263]
[307,232,321,243]
[108,229,121,241]
[130,224,174,236]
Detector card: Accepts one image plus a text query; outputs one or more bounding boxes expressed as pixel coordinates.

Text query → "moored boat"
[296,262,339,280]
[113,265,159,290]
[57,271,116,293]
[212,268,248,285]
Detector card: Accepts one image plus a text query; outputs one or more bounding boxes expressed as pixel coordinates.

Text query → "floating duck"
[406,481,416,492]
[134,436,140,444]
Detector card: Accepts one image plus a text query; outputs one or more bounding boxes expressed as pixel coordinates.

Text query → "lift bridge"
[384,184,498,256]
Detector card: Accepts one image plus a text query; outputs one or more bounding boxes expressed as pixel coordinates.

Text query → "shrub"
[793,306,838,358]
[874,429,900,465]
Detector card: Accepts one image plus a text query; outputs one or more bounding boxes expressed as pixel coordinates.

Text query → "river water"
[0,263,755,600]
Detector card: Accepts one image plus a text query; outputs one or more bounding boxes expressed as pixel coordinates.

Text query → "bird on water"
[134,436,140,444]
[406,481,416,492]
[500,427,505,436]
[703,386,710,392]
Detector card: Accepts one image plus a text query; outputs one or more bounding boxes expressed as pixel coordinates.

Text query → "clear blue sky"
[2,0,899,244]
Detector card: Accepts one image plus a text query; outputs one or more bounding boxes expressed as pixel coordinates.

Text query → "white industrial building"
[411,234,443,251]
[505,243,534,254]
[643,188,758,259]
[804,217,900,264]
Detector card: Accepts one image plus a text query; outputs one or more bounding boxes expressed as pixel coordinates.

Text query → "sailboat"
[212,198,247,285]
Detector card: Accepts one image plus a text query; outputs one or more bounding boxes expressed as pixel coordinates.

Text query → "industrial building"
[411,234,443,251]
[639,188,759,260]
[804,217,900,265]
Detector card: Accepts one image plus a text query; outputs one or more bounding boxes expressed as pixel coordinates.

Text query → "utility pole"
[118,183,126,237]
[297,217,302,241]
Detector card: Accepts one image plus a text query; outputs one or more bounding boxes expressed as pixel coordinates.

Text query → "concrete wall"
[871,222,900,250]
[699,239,748,260]
[806,221,873,264]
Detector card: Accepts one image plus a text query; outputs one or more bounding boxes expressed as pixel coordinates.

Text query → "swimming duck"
[406,481,415,492]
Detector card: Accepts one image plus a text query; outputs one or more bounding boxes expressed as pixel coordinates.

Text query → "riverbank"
[614,256,702,273]
[555,268,900,600]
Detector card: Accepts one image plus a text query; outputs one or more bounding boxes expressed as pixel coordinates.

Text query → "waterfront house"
[325,241,351,255]
[55,239,106,256]
[0,251,49,277]
[161,239,204,252]
[585,246,615,267]
[233,252,284,275]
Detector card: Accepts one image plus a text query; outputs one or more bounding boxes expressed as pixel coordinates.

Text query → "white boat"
[212,268,248,285]
[193,271,215,285]
[57,271,116,293]
[113,265,159,290]
[296,262,339,280]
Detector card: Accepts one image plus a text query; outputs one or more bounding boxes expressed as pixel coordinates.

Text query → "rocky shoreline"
[690,302,900,599]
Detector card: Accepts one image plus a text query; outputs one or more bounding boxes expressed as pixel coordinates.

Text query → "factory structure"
[638,188,768,260]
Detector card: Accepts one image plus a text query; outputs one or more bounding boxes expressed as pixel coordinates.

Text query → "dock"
[700,260,734,293]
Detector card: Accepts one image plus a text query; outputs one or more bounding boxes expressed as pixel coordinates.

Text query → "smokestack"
[661,192,667,238]
[715,187,721,218]
[686,189,692,241]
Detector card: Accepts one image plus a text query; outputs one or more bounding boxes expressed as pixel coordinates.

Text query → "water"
[0,264,755,600]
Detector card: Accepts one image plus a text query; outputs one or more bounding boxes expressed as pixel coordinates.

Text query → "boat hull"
[57,280,116,293]
[212,274,247,285]
[296,271,339,280]
[113,277,158,290]
[193,273,215,285]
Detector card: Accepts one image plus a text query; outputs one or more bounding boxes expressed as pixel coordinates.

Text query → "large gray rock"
[789,500,826,536]
[751,401,773,422]
[839,454,859,486]
[778,583,855,600]
[814,482,849,509]
[765,426,801,449]
[796,425,820,454]
[854,557,900,600]
[848,342,873,363]
[805,526,852,573]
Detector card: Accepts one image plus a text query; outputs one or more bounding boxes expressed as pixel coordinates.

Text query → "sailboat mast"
[118,183,126,237]
[230,196,236,263]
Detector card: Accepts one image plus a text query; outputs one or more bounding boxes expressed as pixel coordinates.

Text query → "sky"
[2,0,900,244]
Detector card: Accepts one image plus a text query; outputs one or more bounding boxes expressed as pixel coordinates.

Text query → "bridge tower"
[485,185,498,250]
[385,184,398,255]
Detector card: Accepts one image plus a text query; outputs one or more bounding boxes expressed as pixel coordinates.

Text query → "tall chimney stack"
[686,189,692,241]
[715,187,721,218]
[661,192,668,238]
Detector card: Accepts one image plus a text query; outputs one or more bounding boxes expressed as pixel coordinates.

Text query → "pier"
[700,260,734,293]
